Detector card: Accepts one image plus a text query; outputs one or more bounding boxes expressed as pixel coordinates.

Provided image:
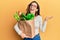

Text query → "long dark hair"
[26,1,40,16]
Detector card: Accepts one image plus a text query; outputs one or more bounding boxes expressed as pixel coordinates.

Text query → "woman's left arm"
[39,16,47,32]
[39,16,53,32]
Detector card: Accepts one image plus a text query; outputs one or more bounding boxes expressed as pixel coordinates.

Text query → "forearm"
[14,22,22,35]
[39,17,47,32]
[42,20,47,32]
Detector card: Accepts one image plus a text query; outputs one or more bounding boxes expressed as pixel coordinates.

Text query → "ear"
[36,9,38,11]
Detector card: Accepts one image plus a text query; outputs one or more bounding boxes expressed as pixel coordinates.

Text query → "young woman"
[14,1,53,40]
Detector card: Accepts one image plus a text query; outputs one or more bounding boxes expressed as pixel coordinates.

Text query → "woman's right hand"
[20,32,30,38]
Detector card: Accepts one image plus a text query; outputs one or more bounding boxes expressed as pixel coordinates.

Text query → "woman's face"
[30,3,37,14]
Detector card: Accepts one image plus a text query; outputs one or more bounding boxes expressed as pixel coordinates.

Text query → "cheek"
[30,6,35,9]
[30,6,32,9]
[34,8,37,11]
[30,7,32,9]
[29,6,37,11]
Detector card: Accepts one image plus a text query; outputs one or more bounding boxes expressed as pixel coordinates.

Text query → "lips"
[30,8,34,11]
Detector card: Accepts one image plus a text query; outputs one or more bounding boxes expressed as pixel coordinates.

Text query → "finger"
[49,16,53,19]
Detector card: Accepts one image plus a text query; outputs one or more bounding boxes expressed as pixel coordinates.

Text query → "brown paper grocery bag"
[18,20,35,38]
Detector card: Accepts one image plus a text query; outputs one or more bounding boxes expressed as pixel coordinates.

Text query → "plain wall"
[0,0,60,40]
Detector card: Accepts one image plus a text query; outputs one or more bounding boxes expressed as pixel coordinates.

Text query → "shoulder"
[36,15,42,19]
[35,15,42,21]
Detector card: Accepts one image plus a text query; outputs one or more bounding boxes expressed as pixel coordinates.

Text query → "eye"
[31,5,37,8]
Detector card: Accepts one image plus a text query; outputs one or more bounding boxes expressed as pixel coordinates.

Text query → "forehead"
[31,3,37,6]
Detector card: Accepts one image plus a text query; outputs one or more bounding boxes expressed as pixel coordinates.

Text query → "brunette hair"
[26,1,40,16]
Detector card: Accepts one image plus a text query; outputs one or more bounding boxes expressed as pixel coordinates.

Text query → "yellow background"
[0,0,60,40]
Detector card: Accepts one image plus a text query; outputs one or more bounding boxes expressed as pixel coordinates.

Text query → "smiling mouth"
[30,9,34,11]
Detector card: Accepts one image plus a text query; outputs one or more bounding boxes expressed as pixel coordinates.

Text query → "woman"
[14,1,53,40]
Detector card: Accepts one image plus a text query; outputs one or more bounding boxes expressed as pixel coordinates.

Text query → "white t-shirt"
[14,15,47,36]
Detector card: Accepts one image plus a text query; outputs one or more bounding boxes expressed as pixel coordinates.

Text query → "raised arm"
[39,16,47,32]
